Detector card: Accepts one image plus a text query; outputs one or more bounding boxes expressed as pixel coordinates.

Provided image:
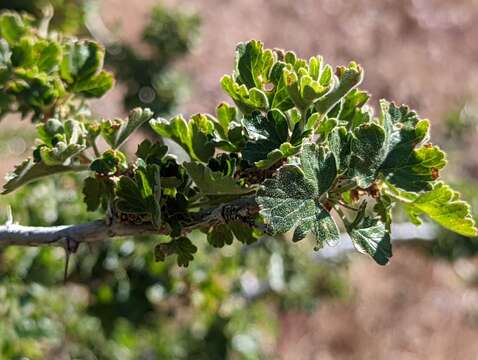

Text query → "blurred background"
[1,0,478,359]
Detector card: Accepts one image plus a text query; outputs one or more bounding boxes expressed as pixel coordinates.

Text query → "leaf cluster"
[1,14,475,267]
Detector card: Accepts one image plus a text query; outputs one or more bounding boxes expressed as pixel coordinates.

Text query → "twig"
[0,197,258,248]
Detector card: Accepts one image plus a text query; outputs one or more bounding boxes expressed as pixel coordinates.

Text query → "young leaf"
[0,38,11,82]
[150,113,216,162]
[101,108,153,149]
[220,75,269,115]
[255,142,300,169]
[235,40,274,89]
[269,61,294,111]
[394,182,477,237]
[315,62,364,118]
[90,149,128,175]
[60,40,105,84]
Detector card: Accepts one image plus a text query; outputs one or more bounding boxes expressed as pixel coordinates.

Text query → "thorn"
[63,250,70,284]
[63,237,80,284]
[6,206,13,226]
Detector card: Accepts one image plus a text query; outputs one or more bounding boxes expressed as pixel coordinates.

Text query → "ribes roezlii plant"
[0,11,476,268]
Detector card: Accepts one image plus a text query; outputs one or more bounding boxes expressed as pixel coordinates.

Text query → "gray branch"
[0,197,259,248]
[0,221,161,247]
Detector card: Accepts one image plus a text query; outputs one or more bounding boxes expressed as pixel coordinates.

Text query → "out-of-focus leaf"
[2,158,86,194]
[155,237,197,267]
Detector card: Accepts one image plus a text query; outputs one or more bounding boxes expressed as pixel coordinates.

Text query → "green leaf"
[2,158,86,194]
[381,144,446,192]
[257,159,339,246]
[0,38,11,82]
[150,114,192,155]
[39,143,85,166]
[235,40,274,89]
[348,208,392,265]
[150,113,216,162]
[101,108,153,149]
[349,123,387,188]
[60,40,104,84]
[379,100,446,191]
[337,89,371,128]
[215,102,238,137]
[6,67,66,112]
[220,75,269,115]
[90,149,128,175]
[315,62,364,118]
[292,203,339,245]
[136,139,168,165]
[155,237,197,267]
[190,114,216,162]
[82,177,106,212]
[35,40,62,73]
[300,143,337,196]
[269,61,294,111]
[257,143,338,245]
[116,164,161,228]
[329,126,351,173]
[257,165,317,234]
[242,110,289,164]
[208,224,234,248]
[394,182,477,237]
[227,220,257,244]
[255,142,300,169]
[0,12,27,45]
[72,70,114,98]
[184,162,253,199]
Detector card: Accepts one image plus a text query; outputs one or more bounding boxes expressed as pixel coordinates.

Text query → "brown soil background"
[3,0,478,358]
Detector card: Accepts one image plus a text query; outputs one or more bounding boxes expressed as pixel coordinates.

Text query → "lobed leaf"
[348,206,392,265]
[2,158,86,194]
[395,182,477,237]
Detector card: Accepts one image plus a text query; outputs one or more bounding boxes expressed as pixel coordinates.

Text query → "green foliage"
[100,108,153,149]
[0,0,87,34]
[0,12,113,121]
[155,236,197,267]
[347,203,392,265]
[256,144,339,246]
[389,182,477,237]
[0,14,476,271]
